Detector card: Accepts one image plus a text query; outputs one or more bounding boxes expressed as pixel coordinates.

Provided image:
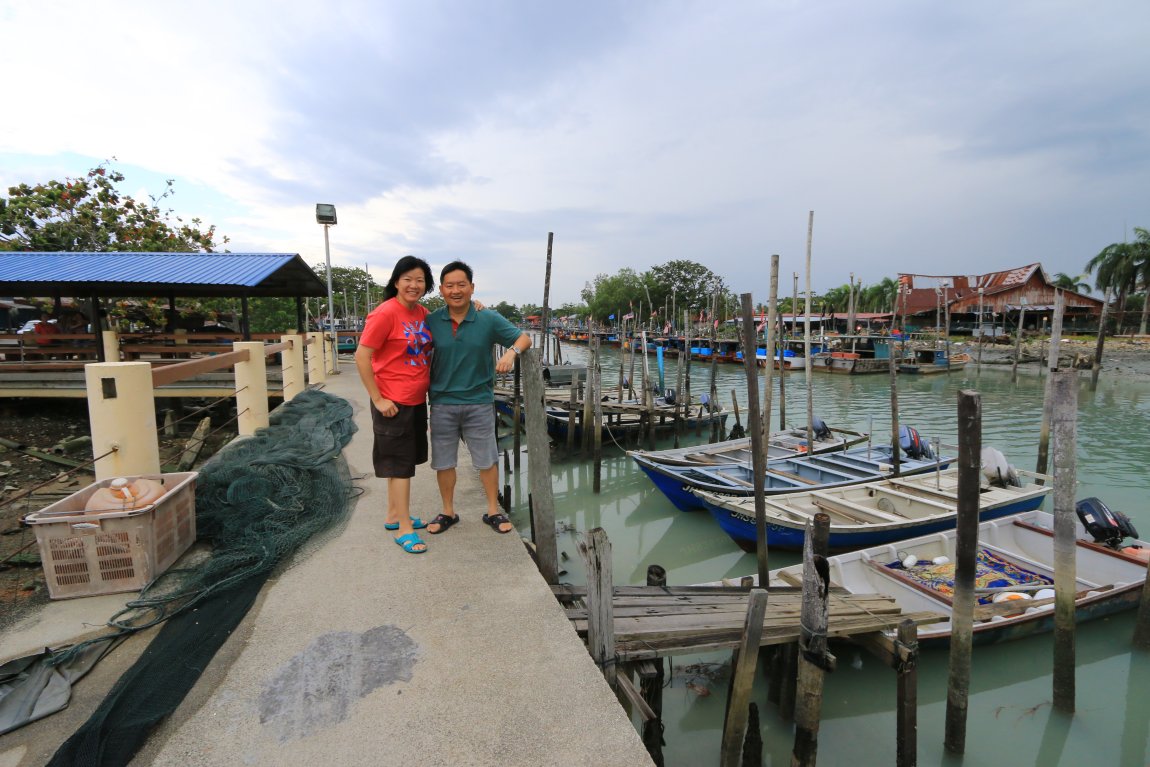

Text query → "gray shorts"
[430,403,499,471]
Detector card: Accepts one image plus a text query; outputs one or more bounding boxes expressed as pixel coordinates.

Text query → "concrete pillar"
[84,362,160,481]
[102,330,121,362]
[233,341,269,435]
[280,334,306,401]
[306,331,326,384]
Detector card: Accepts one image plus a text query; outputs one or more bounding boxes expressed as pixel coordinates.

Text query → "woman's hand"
[473,299,486,311]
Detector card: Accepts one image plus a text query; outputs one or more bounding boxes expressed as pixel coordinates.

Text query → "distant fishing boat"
[898,348,971,375]
[631,433,949,512]
[810,335,906,375]
[694,453,1050,551]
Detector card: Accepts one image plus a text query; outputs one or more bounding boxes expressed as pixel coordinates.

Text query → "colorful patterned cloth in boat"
[886,548,1053,604]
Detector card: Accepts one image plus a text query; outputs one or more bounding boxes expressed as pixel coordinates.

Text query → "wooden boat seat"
[766,467,821,485]
[713,470,754,488]
[806,491,907,524]
[867,487,954,513]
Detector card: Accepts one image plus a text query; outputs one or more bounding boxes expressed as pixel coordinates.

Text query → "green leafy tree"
[492,301,521,321]
[0,161,224,252]
[646,260,727,321]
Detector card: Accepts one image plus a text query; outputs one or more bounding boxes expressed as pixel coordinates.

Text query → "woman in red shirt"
[355,256,435,553]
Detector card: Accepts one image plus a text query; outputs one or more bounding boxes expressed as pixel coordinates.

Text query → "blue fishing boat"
[695,456,1050,552]
[631,438,950,512]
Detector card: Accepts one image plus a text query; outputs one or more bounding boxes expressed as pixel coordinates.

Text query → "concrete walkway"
[0,362,651,767]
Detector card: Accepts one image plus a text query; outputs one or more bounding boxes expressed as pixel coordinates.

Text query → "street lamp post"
[316,203,339,374]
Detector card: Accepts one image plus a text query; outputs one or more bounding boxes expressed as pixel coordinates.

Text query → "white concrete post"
[306,331,326,384]
[102,330,121,362]
[280,334,306,401]
[233,341,270,436]
[85,362,161,481]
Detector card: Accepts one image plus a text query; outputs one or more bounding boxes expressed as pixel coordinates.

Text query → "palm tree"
[1087,242,1140,333]
[1133,227,1150,336]
[1051,272,1092,294]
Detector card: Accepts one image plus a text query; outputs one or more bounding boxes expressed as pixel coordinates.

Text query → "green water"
[501,342,1150,766]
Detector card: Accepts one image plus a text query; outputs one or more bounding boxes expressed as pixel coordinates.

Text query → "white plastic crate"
[23,472,198,599]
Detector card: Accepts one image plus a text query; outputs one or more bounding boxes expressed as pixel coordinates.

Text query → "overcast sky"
[2,0,1147,308]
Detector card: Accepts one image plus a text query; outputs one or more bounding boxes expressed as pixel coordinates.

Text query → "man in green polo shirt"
[425,261,531,535]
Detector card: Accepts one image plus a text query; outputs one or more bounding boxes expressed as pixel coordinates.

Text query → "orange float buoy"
[84,477,167,512]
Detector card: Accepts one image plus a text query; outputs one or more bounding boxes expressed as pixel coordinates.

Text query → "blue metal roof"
[0,252,328,297]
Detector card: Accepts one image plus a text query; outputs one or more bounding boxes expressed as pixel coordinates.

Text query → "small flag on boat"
[608,314,615,320]
[622,312,634,320]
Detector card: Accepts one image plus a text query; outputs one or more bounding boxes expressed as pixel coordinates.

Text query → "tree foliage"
[580,260,728,323]
[0,161,224,252]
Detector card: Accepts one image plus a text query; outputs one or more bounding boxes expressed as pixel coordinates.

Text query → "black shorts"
[371,402,428,479]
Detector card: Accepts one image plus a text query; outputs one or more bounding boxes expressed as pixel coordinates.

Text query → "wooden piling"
[674,325,686,448]
[803,211,815,451]
[719,589,769,767]
[1035,290,1065,481]
[1051,369,1078,712]
[889,346,901,477]
[762,255,779,441]
[582,348,596,456]
[579,527,617,689]
[593,337,604,493]
[540,231,554,364]
[1012,304,1026,383]
[513,355,522,470]
[739,293,770,589]
[896,619,918,767]
[778,307,787,429]
[639,658,666,766]
[709,289,720,443]
[1134,570,1150,650]
[567,369,579,458]
[1091,286,1112,390]
[944,389,981,754]
[521,349,558,584]
[792,513,833,767]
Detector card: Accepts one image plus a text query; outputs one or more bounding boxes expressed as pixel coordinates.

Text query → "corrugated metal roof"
[0,252,328,298]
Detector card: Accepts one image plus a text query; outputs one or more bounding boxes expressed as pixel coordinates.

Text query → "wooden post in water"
[540,232,554,365]
[944,389,981,754]
[674,324,686,447]
[1051,369,1078,712]
[1135,571,1150,649]
[739,293,770,588]
[1036,290,1065,482]
[682,311,692,424]
[566,369,579,458]
[708,289,720,442]
[641,330,655,450]
[719,589,769,767]
[803,211,815,451]
[580,527,617,690]
[792,513,833,767]
[521,349,558,584]
[889,346,901,477]
[1012,303,1027,383]
[778,307,787,429]
[593,337,604,493]
[896,618,919,767]
[513,355,522,470]
[762,255,779,442]
[582,347,596,455]
[1091,286,1111,390]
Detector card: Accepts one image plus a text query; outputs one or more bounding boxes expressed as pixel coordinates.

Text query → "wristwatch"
[510,346,521,355]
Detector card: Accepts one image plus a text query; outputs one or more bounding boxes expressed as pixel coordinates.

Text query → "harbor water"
[500,341,1150,766]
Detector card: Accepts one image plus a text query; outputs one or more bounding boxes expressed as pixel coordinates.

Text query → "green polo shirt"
[428,305,524,404]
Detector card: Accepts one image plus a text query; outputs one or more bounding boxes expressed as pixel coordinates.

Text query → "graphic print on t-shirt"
[404,319,431,365]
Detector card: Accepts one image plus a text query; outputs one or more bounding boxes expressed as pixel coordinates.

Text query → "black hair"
[383,256,435,301]
[439,260,473,284]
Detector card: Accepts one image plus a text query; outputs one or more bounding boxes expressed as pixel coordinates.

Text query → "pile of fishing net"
[0,388,358,764]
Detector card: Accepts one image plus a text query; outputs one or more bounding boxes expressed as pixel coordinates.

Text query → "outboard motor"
[811,416,832,441]
[981,447,1021,487]
[899,425,934,460]
[1076,497,1139,549]
[662,388,676,406]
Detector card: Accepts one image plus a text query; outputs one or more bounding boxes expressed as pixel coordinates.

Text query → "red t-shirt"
[359,298,431,405]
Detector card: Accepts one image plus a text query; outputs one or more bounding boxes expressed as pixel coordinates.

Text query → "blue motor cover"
[899,425,934,460]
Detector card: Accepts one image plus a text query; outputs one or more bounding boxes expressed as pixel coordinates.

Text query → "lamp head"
[315,204,337,225]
